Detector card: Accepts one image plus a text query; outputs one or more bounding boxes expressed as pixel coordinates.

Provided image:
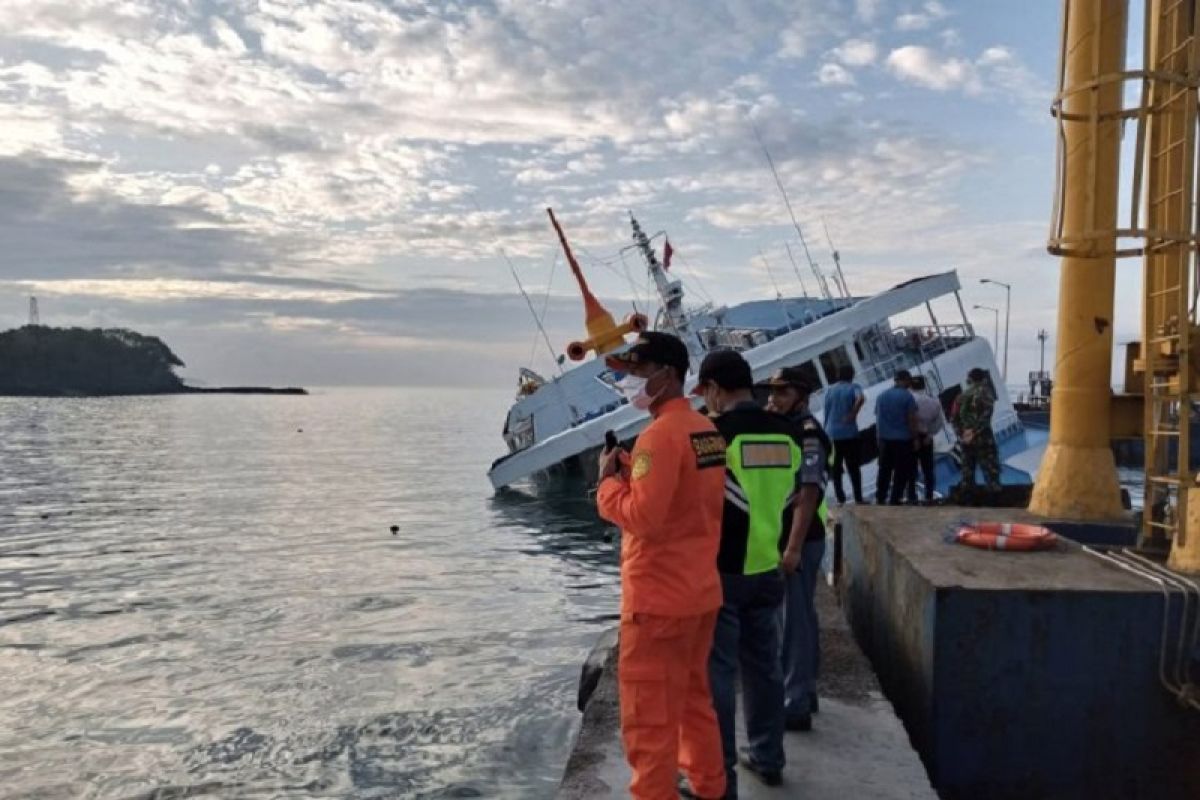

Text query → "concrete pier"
[838,506,1200,800]
[556,581,936,799]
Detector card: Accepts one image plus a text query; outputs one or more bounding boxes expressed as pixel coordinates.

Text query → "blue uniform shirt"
[875,386,917,441]
[823,381,863,441]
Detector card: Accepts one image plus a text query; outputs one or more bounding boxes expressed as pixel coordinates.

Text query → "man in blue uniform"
[874,369,918,504]
[822,365,865,504]
[762,366,830,732]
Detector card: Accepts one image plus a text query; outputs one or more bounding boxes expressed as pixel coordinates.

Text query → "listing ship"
[488,211,1045,496]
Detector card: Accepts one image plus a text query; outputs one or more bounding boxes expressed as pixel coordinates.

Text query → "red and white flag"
[662,238,674,271]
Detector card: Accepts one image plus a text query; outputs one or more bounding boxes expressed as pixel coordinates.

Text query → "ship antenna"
[759,247,794,332]
[503,245,563,374]
[782,242,811,299]
[821,217,851,299]
[752,124,834,301]
[471,195,562,373]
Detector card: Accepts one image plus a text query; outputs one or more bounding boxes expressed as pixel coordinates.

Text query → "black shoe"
[676,774,725,800]
[809,692,820,714]
[738,747,783,786]
[785,712,812,732]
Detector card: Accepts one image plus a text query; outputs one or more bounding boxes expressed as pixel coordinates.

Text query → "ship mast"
[630,213,704,358]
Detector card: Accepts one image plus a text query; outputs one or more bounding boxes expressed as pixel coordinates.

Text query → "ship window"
[819,346,852,384]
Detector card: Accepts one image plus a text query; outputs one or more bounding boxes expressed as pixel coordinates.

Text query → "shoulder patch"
[631,451,653,480]
[689,431,726,469]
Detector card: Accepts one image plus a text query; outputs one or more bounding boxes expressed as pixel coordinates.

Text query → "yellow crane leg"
[1029,0,1126,520]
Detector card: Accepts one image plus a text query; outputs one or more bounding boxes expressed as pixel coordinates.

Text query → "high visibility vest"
[725,431,803,575]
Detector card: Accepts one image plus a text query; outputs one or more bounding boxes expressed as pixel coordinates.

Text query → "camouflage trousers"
[961,429,1002,491]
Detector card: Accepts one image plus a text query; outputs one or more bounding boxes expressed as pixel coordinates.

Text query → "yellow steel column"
[1029,0,1126,519]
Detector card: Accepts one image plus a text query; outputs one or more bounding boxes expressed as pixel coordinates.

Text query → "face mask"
[617,368,665,410]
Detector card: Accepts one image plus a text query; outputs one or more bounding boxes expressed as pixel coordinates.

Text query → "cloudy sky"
[0,0,1134,388]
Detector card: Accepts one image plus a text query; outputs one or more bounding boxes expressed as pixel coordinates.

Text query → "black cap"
[606,331,689,378]
[756,365,812,396]
[692,349,752,394]
[968,367,989,382]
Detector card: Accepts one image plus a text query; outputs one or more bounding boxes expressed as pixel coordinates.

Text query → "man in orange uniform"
[597,331,728,800]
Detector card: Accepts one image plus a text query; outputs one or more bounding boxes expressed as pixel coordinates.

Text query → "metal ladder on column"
[1139,0,1200,553]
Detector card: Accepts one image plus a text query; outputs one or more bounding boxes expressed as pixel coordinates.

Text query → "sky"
[0,0,1141,389]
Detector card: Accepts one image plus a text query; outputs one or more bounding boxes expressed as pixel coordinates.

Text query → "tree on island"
[0,325,187,395]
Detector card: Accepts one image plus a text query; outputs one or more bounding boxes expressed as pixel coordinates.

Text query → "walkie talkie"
[589,431,623,502]
[599,430,623,533]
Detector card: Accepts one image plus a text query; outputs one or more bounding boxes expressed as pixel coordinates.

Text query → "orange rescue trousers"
[619,609,726,800]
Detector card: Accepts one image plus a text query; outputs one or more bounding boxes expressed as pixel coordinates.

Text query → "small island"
[0,325,306,397]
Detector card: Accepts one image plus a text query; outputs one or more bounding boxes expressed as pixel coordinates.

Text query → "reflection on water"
[0,389,620,799]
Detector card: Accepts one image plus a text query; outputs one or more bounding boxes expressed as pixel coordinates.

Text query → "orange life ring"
[955,522,1058,551]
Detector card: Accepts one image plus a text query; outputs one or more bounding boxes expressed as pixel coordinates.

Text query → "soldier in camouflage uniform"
[952,367,1002,494]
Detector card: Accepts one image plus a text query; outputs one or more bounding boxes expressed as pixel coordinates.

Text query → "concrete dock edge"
[557,576,937,799]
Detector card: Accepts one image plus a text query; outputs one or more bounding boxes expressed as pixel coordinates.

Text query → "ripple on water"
[0,389,620,799]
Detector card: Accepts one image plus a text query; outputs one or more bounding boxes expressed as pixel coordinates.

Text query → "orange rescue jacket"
[597,397,726,616]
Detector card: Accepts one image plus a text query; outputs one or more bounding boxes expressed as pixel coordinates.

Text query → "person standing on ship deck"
[596,331,728,800]
[874,370,919,505]
[762,366,830,733]
[693,350,812,798]
[823,365,865,504]
[906,375,945,505]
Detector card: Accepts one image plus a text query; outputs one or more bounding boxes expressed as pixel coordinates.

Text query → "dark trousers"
[780,538,825,720]
[710,571,786,799]
[906,437,936,503]
[962,429,1002,491]
[877,438,915,505]
[831,437,863,503]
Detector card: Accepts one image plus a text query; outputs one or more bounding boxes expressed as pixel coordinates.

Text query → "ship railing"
[857,324,975,386]
[857,352,915,387]
[698,327,773,352]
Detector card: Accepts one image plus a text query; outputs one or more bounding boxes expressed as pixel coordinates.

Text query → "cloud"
[0,155,272,280]
[778,25,812,59]
[939,28,963,48]
[775,1,840,60]
[895,1,950,31]
[833,38,879,67]
[856,0,887,23]
[10,278,381,303]
[817,63,856,86]
[0,1,1065,386]
[0,277,623,386]
[884,44,1050,111]
[886,46,982,92]
[976,45,1050,111]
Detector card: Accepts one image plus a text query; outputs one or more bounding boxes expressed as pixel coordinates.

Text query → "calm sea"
[0,388,619,799]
